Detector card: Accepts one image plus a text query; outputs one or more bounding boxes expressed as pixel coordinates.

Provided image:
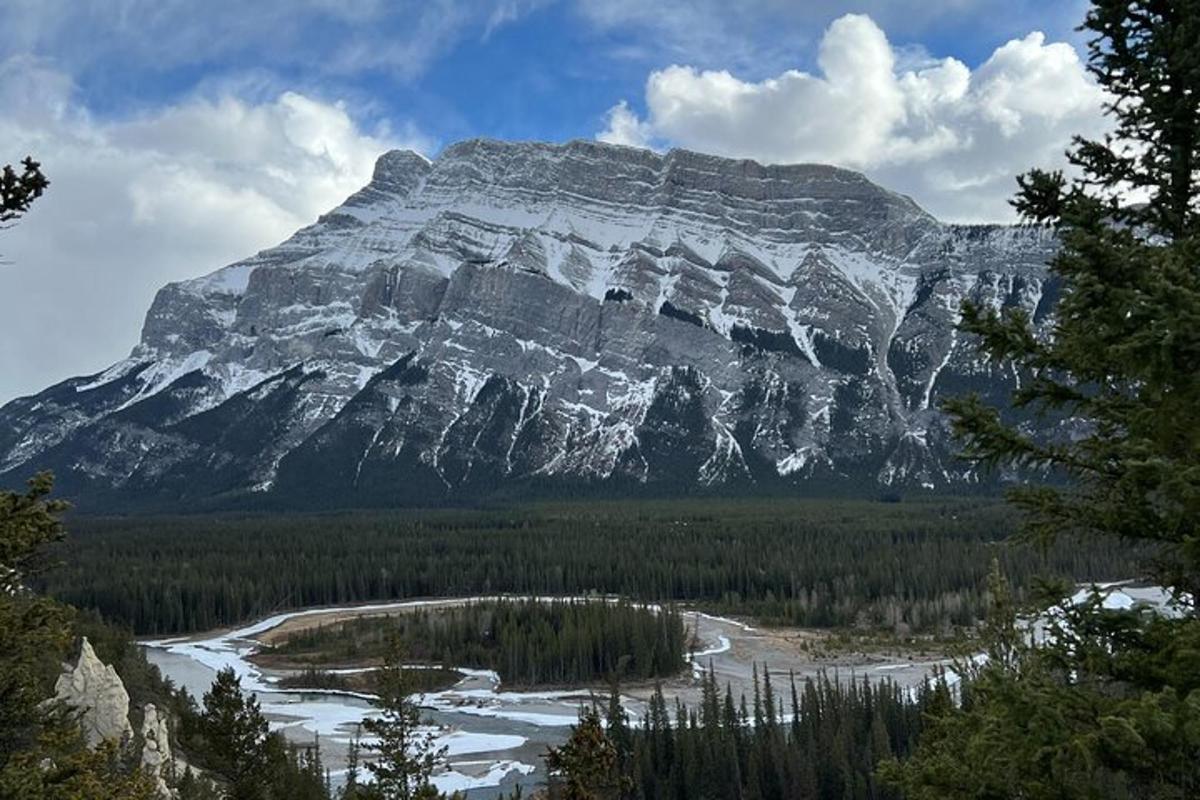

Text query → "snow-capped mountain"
[0,139,1057,508]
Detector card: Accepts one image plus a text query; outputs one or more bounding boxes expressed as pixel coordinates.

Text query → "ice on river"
[141,597,643,796]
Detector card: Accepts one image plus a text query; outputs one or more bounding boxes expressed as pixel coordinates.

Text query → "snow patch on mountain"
[0,139,1057,507]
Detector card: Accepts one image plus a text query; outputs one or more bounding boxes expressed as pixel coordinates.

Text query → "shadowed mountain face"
[0,139,1056,509]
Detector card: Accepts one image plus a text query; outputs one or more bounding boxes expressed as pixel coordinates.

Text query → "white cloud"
[484,0,556,39]
[0,58,431,403]
[598,14,1109,223]
[595,100,651,148]
[574,0,1090,77]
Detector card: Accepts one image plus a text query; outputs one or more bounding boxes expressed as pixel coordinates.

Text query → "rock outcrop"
[0,139,1057,508]
[140,703,174,798]
[53,637,133,747]
[53,639,181,797]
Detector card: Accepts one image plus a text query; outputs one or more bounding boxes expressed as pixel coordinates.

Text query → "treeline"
[548,667,931,800]
[44,498,1141,635]
[271,599,688,687]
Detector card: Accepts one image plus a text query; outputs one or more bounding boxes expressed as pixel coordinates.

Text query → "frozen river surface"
[143,597,951,796]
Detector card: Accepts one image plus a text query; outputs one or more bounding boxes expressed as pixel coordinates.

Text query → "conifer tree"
[342,725,363,799]
[198,668,272,800]
[943,0,1200,598]
[0,156,48,224]
[362,640,447,800]
[546,707,628,800]
[883,3,1200,796]
[602,684,633,797]
[0,474,71,763]
[0,473,158,800]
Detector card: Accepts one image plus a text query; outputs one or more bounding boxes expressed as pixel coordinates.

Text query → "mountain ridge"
[0,138,1056,509]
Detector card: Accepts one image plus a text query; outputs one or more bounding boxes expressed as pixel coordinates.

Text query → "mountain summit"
[0,139,1056,508]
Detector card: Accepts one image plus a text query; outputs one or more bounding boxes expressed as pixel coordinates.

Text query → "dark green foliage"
[0,474,73,765]
[546,707,629,800]
[882,569,1200,798]
[196,669,272,797]
[0,472,155,798]
[342,727,364,800]
[44,498,1138,635]
[71,609,183,717]
[188,667,332,800]
[558,669,927,800]
[176,769,223,800]
[894,5,1200,793]
[269,599,688,687]
[0,735,157,800]
[1,156,48,223]
[274,666,460,694]
[276,668,363,692]
[943,0,1200,598]
[0,471,68,594]
[361,641,447,800]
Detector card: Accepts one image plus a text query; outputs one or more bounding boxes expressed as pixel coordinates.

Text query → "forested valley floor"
[9,493,1156,800]
[258,598,689,688]
[45,497,1138,637]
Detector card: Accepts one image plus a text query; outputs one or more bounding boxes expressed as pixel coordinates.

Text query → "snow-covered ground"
[142,582,1187,794]
[142,595,951,796]
[142,598,578,795]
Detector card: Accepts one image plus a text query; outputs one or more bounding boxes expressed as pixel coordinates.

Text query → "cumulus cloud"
[596,100,652,148]
[575,0,1090,76]
[0,58,430,402]
[597,13,1109,222]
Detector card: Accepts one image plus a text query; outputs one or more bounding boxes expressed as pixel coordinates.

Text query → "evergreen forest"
[264,598,689,687]
[44,497,1137,635]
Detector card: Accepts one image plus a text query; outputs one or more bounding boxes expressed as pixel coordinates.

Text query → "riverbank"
[143,596,953,796]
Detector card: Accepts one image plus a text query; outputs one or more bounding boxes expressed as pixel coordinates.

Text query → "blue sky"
[7,0,1091,148]
[0,0,1105,402]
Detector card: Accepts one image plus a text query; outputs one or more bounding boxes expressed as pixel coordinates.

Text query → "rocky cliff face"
[53,638,180,798]
[0,139,1056,508]
[140,703,174,798]
[53,637,134,747]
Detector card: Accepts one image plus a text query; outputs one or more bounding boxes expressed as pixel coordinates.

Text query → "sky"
[0,0,1108,403]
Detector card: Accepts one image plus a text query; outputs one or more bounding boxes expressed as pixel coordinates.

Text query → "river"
[142,597,951,796]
